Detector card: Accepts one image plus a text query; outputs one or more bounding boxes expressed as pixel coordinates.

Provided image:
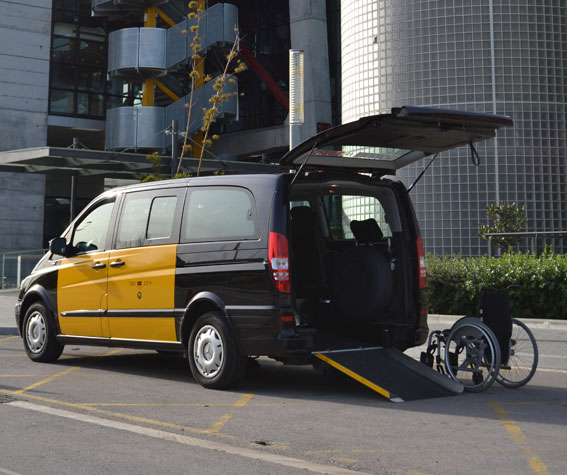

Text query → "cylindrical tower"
[341,0,566,255]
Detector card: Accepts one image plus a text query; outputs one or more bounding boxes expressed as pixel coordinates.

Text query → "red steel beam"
[239,43,289,112]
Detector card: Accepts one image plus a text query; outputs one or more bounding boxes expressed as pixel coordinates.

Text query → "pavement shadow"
[44,350,567,426]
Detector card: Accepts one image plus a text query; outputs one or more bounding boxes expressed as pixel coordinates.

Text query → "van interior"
[288,177,418,352]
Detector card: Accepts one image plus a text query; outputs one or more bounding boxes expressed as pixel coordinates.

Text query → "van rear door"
[280,106,513,174]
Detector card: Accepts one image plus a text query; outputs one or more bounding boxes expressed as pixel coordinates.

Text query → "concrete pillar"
[289,0,332,143]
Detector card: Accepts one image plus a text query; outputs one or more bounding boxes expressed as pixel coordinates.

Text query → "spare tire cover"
[332,246,393,321]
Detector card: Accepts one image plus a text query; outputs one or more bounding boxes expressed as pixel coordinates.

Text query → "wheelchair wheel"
[444,319,501,393]
[496,318,538,389]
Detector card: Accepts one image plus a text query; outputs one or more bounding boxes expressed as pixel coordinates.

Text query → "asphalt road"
[1,290,566,474]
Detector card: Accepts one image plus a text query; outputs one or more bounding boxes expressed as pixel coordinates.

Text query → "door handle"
[110,260,125,268]
[91,262,106,270]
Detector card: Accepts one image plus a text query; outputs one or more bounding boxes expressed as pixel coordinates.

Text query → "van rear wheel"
[188,312,247,389]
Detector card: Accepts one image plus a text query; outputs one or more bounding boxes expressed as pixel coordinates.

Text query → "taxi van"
[15,107,512,389]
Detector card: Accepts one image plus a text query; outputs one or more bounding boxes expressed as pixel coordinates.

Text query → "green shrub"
[425,250,567,319]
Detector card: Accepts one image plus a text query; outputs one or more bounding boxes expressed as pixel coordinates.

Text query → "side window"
[116,191,180,249]
[71,199,115,254]
[182,187,258,242]
[147,196,178,239]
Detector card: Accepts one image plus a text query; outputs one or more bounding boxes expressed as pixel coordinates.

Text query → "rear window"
[322,194,392,240]
[182,187,259,242]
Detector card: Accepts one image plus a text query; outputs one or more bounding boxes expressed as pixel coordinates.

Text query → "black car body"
[16,107,513,388]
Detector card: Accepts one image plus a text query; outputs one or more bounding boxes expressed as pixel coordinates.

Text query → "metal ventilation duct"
[106,107,165,150]
[167,3,238,68]
[105,76,238,151]
[108,28,167,79]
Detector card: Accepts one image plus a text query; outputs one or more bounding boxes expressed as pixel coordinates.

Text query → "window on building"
[49,1,108,118]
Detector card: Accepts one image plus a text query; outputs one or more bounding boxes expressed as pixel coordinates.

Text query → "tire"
[444,319,501,393]
[22,303,64,363]
[188,312,247,389]
[332,246,393,321]
[496,318,538,389]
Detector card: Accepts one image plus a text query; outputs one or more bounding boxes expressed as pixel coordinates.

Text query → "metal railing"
[485,232,567,257]
[0,249,47,290]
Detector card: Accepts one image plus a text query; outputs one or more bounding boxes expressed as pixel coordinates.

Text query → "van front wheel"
[23,303,64,362]
[188,312,247,389]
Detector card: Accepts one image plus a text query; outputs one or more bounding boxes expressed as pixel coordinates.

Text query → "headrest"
[291,206,314,226]
[350,218,383,244]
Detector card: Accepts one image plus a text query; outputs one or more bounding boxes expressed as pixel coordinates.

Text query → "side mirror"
[49,237,67,256]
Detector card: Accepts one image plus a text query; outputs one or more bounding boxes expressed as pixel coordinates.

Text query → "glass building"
[341,0,567,256]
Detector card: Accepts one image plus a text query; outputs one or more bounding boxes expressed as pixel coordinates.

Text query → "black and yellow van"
[15,107,512,389]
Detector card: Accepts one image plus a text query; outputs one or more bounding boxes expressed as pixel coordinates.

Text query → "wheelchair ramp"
[314,347,463,402]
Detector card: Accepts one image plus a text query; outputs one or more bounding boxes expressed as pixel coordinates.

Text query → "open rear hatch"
[283,106,513,400]
[280,106,513,174]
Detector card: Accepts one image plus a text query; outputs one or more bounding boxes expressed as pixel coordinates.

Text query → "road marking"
[0,336,18,342]
[529,367,567,374]
[12,349,122,395]
[233,393,254,407]
[0,466,24,475]
[79,402,250,407]
[205,393,255,434]
[0,389,247,442]
[12,366,81,395]
[490,402,549,475]
[503,401,567,406]
[206,413,232,433]
[9,400,367,475]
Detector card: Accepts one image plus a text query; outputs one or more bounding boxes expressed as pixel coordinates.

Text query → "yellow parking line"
[0,374,39,377]
[205,393,255,434]
[1,390,243,442]
[205,414,232,434]
[490,402,549,475]
[80,402,241,407]
[233,393,254,407]
[0,335,18,342]
[13,366,81,395]
[12,349,122,395]
[503,401,567,406]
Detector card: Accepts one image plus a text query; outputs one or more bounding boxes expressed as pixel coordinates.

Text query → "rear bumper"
[239,329,312,359]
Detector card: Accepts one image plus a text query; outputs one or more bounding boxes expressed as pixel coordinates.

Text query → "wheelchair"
[421,287,539,392]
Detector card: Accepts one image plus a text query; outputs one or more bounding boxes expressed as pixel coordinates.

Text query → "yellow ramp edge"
[314,353,404,403]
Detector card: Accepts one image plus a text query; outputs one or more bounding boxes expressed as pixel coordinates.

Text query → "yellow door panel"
[107,244,177,341]
[58,252,109,337]
[108,318,177,341]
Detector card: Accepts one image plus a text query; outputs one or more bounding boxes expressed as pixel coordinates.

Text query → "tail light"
[416,235,427,289]
[269,232,290,293]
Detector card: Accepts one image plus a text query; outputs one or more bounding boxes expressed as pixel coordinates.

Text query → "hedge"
[425,250,567,320]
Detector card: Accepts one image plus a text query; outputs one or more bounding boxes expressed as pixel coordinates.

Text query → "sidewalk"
[0,289,19,335]
[428,313,567,330]
[1,288,566,335]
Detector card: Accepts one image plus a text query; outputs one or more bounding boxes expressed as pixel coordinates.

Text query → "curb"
[428,314,567,330]
[0,289,19,296]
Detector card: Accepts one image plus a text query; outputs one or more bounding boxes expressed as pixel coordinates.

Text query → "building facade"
[0,0,333,252]
[0,0,51,251]
[341,0,567,255]
[2,1,566,257]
